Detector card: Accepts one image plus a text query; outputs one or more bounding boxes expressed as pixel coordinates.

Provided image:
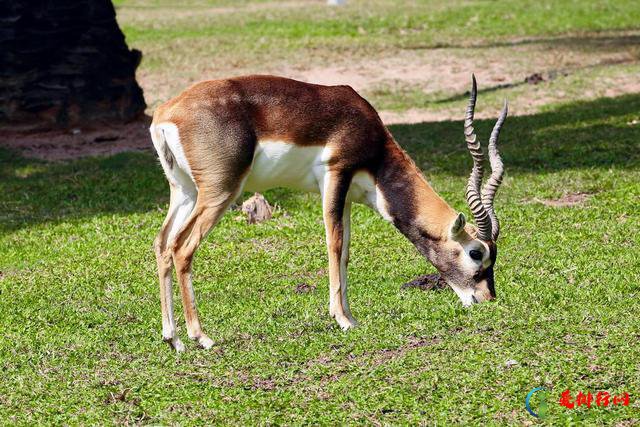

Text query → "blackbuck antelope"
[150,74,507,351]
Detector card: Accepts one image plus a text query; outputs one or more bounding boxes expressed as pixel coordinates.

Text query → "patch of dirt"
[539,192,592,207]
[104,388,140,406]
[367,336,442,367]
[3,116,152,161]
[401,273,448,291]
[294,282,316,293]
[281,34,637,86]
[525,72,545,84]
[251,378,277,391]
[136,30,640,117]
[281,48,521,101]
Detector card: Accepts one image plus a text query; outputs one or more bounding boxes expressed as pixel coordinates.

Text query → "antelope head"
[432,75,507,306]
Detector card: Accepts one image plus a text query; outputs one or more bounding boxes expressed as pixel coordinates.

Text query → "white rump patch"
[153,122,195,182]
[150,122,196,191]
[149,122,198,243]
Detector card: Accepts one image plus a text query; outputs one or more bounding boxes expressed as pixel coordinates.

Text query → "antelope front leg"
[339,202,357,326]
[323,174,358,330]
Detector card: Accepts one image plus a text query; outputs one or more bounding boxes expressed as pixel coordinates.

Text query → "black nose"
[471,295,478,304]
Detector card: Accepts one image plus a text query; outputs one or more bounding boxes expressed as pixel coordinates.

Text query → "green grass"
[119,0,640,47]
[117,0,640,70]
[3,0,640,424]
[2,92,639,424]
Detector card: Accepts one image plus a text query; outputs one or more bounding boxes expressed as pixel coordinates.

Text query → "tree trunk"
[0,0,146,131]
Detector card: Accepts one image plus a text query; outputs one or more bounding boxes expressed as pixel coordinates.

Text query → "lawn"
[1,0,639,424]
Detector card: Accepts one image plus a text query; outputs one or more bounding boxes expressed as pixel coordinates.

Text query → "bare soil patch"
[401,273,448,291]
[539,192,592,207]
[294,282,316,293]
[367,336,442,367]
[281,31,640,90]
[3,116,152,161]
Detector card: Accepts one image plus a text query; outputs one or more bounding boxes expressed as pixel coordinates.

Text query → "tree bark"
[0,0,146,130]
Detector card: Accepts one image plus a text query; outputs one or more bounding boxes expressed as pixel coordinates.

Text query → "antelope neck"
[374,139,458,255]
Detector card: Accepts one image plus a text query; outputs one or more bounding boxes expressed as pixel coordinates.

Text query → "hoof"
[334,314,358,331]
[198,335,215,350]
[164,336,185,353]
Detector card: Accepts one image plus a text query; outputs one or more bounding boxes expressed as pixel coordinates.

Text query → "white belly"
[244,141,328,193]
[243,140,390,216]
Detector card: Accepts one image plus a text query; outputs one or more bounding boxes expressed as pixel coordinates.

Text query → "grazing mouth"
[400,274,484,307]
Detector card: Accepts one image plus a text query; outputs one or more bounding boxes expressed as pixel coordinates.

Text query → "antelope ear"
[450,213,466,237]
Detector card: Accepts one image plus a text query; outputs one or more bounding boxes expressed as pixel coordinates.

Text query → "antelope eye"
[469,249,482,261]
